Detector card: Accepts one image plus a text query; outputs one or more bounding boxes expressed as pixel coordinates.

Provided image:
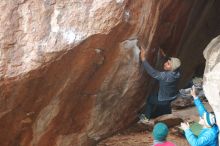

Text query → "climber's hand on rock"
[159,48,166,57]
[190,85,197,99]
[180,122,190,131]
[140,47,146,61]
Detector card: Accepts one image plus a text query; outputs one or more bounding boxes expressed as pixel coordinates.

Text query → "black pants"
[144,92,171,119]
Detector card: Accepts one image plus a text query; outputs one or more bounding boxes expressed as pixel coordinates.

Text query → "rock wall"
[0,0,219,146]
[177,0,220,86]
[203,35,220,142]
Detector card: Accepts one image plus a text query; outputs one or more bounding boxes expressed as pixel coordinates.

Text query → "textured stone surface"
[171,96,194,109]
[0,0,127,79]
[97,132,189,146]
[154,114,183,128]
[0,0,219,146]
[203,35,220,142]
[177,0,220,87]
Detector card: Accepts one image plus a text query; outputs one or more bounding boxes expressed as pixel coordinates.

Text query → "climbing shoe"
[138,114,150,124]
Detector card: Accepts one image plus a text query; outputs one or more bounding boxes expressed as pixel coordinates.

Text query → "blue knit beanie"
[153,122,169,141]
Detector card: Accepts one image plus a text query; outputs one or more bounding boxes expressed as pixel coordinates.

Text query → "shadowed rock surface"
[171,96,194,109]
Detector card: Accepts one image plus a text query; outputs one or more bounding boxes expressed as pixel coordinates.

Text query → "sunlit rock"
[203,35,220,142]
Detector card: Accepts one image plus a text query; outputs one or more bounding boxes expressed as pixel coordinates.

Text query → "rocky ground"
[98,132,188,146]
[98,100,212,146]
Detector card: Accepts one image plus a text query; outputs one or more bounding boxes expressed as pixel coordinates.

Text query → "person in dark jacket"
[139,47,181,124]
[180,86,219,146]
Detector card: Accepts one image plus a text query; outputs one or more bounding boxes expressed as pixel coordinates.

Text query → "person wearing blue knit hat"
[152,122,175,146]
[181,86,219,146]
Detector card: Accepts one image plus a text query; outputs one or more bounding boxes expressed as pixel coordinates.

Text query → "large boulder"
[171,96,194,109]
[203,35,220,142]
[0,1,195,145]
[0,0,219,145]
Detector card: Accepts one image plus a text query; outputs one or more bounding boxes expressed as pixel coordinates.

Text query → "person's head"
[198,112,216,128]
[153,122,169,141]
[164,57,181,71]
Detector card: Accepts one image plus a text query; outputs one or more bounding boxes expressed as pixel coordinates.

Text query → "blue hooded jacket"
[142,60,180,101]
[184,97,219,146]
